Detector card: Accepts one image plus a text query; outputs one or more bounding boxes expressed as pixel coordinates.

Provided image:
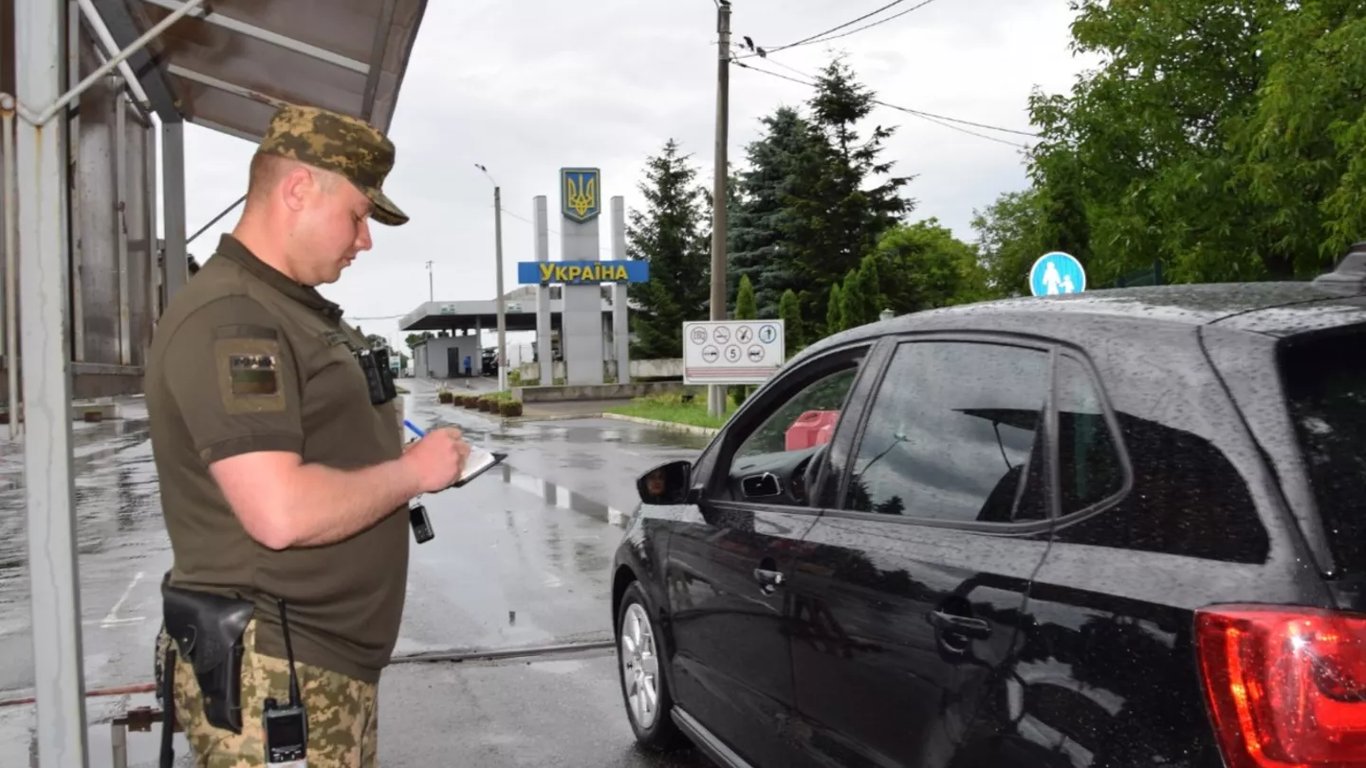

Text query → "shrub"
[499,401,523,417]
[438,390,453,404]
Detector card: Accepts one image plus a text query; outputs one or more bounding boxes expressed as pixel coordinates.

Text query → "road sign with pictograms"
[683,320,785,385]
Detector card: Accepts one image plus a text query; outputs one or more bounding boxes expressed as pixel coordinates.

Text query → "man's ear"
[278,164,315,214]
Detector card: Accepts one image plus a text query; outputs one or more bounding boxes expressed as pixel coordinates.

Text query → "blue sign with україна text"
[1029,251,1087,297]
[518,260,649,285]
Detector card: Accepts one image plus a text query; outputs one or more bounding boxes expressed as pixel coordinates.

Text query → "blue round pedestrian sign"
[1029,251,1087,297]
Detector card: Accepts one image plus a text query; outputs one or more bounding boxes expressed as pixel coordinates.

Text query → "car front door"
[786,337,1057,768]
[665,343,873,767]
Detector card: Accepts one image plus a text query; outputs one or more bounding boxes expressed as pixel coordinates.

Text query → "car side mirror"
[638,460,694,505]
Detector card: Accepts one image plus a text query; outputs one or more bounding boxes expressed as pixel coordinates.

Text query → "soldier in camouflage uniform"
[146,103,471,766]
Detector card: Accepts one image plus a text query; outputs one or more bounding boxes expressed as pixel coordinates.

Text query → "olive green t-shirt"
[145,234,407,684]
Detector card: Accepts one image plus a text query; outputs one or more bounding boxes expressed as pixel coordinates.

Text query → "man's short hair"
[246,152,339,205]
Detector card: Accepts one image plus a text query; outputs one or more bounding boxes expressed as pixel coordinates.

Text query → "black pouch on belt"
[161,580,255,733]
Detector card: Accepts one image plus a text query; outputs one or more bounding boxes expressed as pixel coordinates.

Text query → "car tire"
[616,580,687,751]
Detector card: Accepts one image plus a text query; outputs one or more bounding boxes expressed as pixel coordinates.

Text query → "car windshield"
[1281,328,1366,574]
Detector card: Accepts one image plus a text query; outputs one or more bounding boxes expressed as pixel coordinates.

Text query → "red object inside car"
[786,410,839,451]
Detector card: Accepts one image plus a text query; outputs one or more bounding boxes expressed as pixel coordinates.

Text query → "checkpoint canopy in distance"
[683,320,785,385]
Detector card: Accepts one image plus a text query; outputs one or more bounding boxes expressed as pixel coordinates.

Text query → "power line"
[736,0,942,59]
[764,0,910,55]
[731,59,1037,147]
[787,0,945,51]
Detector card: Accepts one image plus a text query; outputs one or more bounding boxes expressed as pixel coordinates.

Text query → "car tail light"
[1196,606,1366,767]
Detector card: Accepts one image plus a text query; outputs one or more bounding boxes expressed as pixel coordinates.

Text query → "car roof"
[801,281,1366,359]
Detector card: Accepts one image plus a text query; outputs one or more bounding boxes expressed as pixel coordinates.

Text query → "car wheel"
[617,580,686,751]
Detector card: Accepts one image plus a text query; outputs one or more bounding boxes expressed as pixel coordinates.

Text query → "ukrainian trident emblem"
[561,168,601,223]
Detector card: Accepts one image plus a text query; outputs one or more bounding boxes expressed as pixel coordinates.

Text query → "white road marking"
[102,571,144,627]
[92,617,145,628]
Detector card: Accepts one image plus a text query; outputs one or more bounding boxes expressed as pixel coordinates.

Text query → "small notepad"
[452,445,507,488]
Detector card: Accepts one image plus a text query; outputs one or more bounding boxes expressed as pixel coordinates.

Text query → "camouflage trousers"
[158,620,379,767]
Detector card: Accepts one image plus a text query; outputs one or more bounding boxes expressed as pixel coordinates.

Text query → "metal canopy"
[103,0,426,136]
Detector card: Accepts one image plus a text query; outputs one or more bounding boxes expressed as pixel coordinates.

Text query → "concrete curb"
[601,412,720,437]
[507,413,600,425]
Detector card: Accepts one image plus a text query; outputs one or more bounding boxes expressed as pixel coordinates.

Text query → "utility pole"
[494,185,508,393]
[477,163,508,393]
[425,260,433,301]
[708,0,732,418]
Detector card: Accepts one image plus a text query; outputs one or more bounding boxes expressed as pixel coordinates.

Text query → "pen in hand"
[404,419,425,439]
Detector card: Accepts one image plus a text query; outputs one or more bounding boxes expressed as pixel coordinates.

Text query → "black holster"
[161,579,255,734]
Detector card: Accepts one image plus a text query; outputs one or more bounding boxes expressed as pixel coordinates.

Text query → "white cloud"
[178,0,1092,348]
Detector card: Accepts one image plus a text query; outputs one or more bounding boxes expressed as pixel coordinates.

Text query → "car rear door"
[785,336,1056,767]
[664,342,875,767]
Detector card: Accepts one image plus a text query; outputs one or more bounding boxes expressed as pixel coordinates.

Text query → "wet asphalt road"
[0,378,717,767]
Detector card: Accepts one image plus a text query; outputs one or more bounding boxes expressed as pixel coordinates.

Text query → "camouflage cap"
[256,103,408,226]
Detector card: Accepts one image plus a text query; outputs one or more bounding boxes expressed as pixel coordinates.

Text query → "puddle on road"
[0,414,163,574]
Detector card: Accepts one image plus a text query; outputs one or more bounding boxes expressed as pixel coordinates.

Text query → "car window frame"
[817,331,1133,535]
[1048,346,1134,527]
[697,339,884,515]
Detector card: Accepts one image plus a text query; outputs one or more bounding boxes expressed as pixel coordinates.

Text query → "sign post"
[1029,251,1087,297]
[683,320,785,386]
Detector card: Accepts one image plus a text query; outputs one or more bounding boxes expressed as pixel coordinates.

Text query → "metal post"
[611,196,629,385]
[68,3,85,362]
[534,196,551,386]
[16,1,90,766]
[425,260,433,301]
[707,0,731,418]
[2,103,19,439]
[116,96,132,364]
[161,120,188,301]
[146,118,161,324]
[494,185,507,392]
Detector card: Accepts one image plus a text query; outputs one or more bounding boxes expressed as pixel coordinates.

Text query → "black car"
[611,245,1366,768]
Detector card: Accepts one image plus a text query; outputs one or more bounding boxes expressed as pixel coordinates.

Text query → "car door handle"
[753,568,786,593]
[929,610,992,640]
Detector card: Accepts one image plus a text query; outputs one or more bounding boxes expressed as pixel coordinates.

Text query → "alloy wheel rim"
[620,602,661,730]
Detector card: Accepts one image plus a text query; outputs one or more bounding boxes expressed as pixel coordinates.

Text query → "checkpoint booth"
[1,1,429,763]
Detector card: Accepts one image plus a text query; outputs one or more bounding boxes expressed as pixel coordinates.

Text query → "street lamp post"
[425,260,433,302]
[476,164,508,392]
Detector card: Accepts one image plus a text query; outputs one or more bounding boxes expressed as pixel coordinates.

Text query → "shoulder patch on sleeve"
[215,336,286,414]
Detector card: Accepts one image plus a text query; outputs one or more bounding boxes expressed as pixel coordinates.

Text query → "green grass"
[606,392,738,430]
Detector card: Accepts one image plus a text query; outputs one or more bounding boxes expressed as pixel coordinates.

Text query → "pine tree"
[856,254,882,324]
[826,282,845,335]
[840,269,864,330]
[734,274,757,320]
[627,139,711,359]
[788,57,914,320]
[728,108,830,317]
[779,289,803,357]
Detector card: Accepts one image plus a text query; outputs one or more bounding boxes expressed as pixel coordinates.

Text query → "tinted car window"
[842,341,1050,523]
[1056,355,1126,515]
[1051,410,1268,563]
[1281,329,1366,574]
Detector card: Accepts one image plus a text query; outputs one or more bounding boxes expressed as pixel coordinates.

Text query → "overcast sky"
[179,0,1094,349]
